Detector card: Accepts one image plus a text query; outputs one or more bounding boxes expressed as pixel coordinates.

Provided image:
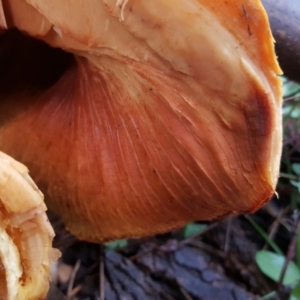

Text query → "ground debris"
[48,213,263,300]
[132,244,257,300]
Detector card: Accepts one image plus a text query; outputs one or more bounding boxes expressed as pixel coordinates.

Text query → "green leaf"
[290,283,300,300]
[105,239,128,250]
[282,79,300,97]
[255,250,300,285]
[297,231,300,269]
[291,107,300,119]
[182,222,207,239]
[293,164,300,176]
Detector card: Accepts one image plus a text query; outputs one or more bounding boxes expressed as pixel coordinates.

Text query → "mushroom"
[0,151,59,300]
[0,0,282,242]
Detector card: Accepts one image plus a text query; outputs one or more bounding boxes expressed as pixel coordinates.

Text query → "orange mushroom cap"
[0,0,282,242]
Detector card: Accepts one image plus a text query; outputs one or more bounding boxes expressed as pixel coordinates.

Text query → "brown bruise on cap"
[0,0,282,242]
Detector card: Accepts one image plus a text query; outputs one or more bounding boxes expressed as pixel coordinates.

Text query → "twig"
[180,287,193,300]
[224,216,233,252]
[263,208,285,251]
[188,240,226,258]
[161,293,177,300]
[284,95,300,102]
[99,244,105,300]
[75,261,98,282]
[130,222,219,262]
[244,215,283,255]
[129,246,155,261]
[67,285,82,299]
[67,259,81,299]
[277,211,300,297]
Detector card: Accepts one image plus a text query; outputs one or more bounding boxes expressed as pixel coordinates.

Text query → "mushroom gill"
[0,0,282,242]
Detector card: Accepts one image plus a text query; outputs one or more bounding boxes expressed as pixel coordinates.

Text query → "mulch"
[46,203,290,300]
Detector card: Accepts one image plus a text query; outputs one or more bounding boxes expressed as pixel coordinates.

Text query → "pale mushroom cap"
[0,151,59,300]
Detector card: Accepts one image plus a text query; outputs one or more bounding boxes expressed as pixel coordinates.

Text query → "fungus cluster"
[0,0,282,297]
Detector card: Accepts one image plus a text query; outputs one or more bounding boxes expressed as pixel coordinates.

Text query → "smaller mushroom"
[0,151,59,300]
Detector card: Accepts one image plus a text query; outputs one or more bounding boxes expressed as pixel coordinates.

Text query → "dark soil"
[46,198,294,300]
